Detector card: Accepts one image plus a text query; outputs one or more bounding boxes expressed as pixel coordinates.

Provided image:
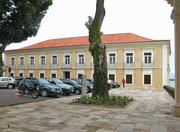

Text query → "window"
[126,74,132,84]
[109,74,115,81]
[78,54,84,65]
[40,56,45,65]
[51,74,56,78]
[144,53,152,64]
[78,74,83,79]
[126,53,133,64]
[30,56,34,65]
[65,55,70,65]
[52,56,57,65]
[19,73,23,77]
[109,53,116,64]
[29,73,34,77]
[63,71,70,78]
[10,73,14,77]
[11,58,15,65]
[20,57,24,66]
[40,73,44,78]
[144,75,151,84]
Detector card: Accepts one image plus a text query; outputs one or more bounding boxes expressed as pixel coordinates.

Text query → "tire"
[7,84,13,89]
[31,90,39,99]
[41,90,48,97]
[75,89,81,95]
[19,89,25,96]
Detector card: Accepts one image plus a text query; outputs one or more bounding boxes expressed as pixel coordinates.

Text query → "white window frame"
[142,49,153,65]
[77,52,85,66]
[10,56,15,66]
[124,70,134,85]
[51,53,58,65]
[124,49,134,65]
[19,70,24,77]
[143,69,152,86]
[19,56,25,66]
[63,53,71,66]
[39,54,46,65]
[77,70,84,78]
[108,70,116,82]
[29,55,35,66]
[39,70,45,78]
[107,51,117,66]
[50,70,57,78]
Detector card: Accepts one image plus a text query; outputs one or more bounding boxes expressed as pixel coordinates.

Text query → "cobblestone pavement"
[0,87,179,132]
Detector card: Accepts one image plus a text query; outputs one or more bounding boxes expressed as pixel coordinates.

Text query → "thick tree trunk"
[0,45,6,77]
[88,0,109,99]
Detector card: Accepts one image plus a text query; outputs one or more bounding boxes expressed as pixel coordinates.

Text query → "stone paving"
[0,87,180,132]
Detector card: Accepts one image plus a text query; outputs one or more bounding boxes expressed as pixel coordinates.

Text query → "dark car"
[14,77,24,86]
[108,79,120,88]
[45,78,74,95]
[60,79,81,94]
[71,78,93,93]
[19,78,62,97]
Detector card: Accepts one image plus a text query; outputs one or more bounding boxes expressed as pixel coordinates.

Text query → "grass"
[73,95,134,107]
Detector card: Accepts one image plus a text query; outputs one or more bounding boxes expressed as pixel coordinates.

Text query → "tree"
[85,0,109,99]
[0,0,52,76]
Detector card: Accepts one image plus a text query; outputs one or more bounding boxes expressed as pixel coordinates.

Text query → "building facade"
[4,33,171,87]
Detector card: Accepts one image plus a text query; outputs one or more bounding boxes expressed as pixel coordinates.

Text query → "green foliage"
[73,96,134,106]
[0,0,52,45]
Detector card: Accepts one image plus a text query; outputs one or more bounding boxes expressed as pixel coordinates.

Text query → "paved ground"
[0,89,52,106]
[0,87,179,132]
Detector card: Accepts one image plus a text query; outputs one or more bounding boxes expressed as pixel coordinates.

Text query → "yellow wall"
[4,41,170,87]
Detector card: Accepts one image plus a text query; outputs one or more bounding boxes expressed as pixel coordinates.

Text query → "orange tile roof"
[21,33,154,50]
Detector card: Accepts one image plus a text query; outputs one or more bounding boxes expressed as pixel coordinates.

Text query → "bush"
[163,85,175,99]
[73,95,134,106]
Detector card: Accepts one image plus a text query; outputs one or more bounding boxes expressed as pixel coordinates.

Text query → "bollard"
[81,75,87,97]
[15,87,19,99]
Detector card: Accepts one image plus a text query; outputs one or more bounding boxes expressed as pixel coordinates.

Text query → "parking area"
[0,88,52,107]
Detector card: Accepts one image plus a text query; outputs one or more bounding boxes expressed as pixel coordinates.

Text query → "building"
[4,33,171,87]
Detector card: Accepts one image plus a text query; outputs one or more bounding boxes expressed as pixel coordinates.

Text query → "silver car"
[0,77,16,89]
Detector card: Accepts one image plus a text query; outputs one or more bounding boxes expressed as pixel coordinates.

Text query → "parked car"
[14,77,24,86]
[71,78,93,92]
[0,77,16,89]
[60,79,81,94]
[45,78,74,95]
[19,78,62,97]
[108,79,117,88]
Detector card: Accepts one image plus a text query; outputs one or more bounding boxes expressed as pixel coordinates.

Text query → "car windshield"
[70,80,79,85]
[38,78,50,84]
[55,79,63,84]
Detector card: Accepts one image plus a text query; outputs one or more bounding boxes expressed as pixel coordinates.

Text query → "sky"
[6,0,175,73]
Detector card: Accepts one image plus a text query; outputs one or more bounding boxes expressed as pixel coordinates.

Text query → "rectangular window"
[52,56,57,65]
[109,53,116,64]
[109,74,115,81]
[20,57,24,66]
[10,73,14,77]
[78,54,84,65]
[78,74,83,79]
[144,53,152,64]
[126,53,133,64]
[126,74,132,84]
[51,74,56,78]
[30,56,34,65]
[64,71,70,79]
[144,75,151,84]
[40,73,44,78]
[29,73,34,77]
[11,58,15,65]
[19,73,23,77]
[65,55,70,65]
[41,56,45,65]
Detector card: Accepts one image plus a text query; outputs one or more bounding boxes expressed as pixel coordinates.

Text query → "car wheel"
[75,89,81,95]
[41,90,48,97]
[7,84,13,89]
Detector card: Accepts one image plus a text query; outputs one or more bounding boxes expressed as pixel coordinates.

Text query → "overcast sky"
[6,0,174,73]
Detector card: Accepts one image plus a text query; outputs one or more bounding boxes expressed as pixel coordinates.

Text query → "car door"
[1,77,9,87]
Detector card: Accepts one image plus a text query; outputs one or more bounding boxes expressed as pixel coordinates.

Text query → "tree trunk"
[0,45,6,77]
[88,0,109,99]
